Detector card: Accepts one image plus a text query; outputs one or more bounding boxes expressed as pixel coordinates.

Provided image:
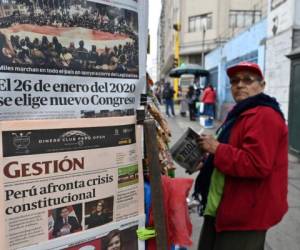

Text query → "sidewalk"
[166,107,300,250]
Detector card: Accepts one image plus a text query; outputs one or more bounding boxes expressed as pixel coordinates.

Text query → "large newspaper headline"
[0,0,147,120]
[0,116,144,250]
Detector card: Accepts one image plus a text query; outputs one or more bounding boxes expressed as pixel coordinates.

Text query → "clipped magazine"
[170,128,204,174]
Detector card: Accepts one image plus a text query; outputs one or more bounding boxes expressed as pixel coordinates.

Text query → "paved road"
[166,110,300,250]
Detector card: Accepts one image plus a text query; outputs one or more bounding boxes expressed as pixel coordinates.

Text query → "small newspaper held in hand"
[170,128,204,174]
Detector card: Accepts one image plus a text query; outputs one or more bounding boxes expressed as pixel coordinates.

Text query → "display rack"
[144,119,168,250]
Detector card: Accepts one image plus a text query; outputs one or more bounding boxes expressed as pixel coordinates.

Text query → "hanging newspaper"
[21,215,145,250]
[0,116,144,250]
[0,0,148,120]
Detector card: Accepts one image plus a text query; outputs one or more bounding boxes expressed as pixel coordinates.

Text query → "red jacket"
[214,106,288,232]
[201,87,216,104]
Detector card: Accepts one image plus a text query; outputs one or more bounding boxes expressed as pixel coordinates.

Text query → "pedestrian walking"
[178,86,188,117]
[201,84,216,118]
[162,82,175,117]
[153,82,163,105]
[194,62,288,250]
[186,85,197,121]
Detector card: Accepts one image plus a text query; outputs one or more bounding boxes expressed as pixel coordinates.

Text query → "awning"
[169,63,209,78]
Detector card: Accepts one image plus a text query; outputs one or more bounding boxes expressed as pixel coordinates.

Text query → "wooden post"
[144,119,168,250]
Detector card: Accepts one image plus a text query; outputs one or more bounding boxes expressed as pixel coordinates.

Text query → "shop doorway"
[288,55,300,155]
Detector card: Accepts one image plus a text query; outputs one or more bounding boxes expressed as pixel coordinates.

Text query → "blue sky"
[146,0,161,81]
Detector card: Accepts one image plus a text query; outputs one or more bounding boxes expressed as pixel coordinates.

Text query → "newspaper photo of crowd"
[0,0,139,78]
[80,109,135,118]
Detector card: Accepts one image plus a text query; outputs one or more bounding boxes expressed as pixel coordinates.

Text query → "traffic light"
[173,57,179,68]
[147,33,150,54]
[173,23,181,31]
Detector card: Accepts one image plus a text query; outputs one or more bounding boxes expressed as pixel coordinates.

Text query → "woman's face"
[230,70,265,103]
[107,235,121,250]
[96,202,103,213]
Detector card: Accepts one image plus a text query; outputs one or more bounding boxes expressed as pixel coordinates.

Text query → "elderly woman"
[196,62,288,250]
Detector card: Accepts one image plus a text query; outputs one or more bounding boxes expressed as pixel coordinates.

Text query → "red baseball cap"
[227,62,264,79]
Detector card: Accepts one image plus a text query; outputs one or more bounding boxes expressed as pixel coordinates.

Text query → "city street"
[166,106,300,250]
[1,0,300,249]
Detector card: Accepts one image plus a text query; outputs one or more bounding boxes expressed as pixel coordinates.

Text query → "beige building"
[158,0,267,81]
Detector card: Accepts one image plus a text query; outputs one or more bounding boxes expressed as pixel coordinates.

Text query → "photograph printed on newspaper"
[21,215,145,250]
[20,215,145,250]
[0,0,148,120]
[0,0,139,78]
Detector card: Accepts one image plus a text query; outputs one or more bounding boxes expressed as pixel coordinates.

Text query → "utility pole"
[172,0,180,99]
[201,20,207,68]
[252,4,256,25]
[173,0,181,100]
[173,23,180,98]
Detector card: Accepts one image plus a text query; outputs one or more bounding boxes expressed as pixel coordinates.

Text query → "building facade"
[205,18,267,120]
[157,0,267,81]
[157,0,179,82]
[264,0,300,155]
[204,0,300,154]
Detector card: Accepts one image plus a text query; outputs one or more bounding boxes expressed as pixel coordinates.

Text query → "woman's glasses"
[230,76,260,85]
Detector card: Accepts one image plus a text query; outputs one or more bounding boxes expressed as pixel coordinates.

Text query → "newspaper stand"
[144,119,168,250]
[139,88,170,249]
[0,0,154,248]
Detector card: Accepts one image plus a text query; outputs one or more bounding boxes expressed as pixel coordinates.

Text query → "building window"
[229,10,261,29]
[188,13,212,32]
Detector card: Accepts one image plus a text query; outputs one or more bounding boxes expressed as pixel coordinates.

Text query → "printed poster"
[0,116,144,250]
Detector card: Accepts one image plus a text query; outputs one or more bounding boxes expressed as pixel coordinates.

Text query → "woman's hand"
[197,134,220,154]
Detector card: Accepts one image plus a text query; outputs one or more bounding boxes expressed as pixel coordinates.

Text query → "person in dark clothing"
[162,82,175,117]
[85,201,111,229]
[52,207,82,238]
[52,36,62,56]
[40,36,51,64]
[32,38,40,49]
[186,85,197,121]
[0,32,15,64]
[24,36,34,50]
[88,45,98,69]
[40,36,49,50]
[68,42,76,54]
[100,46,112,66]
[115,54,126,73]
[19,38,32,64]
[74,40,88,68]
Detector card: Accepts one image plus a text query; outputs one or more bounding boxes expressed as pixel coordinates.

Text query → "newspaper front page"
[0,0,147,120]
[0,116,144,250]
[170,128,204,173]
